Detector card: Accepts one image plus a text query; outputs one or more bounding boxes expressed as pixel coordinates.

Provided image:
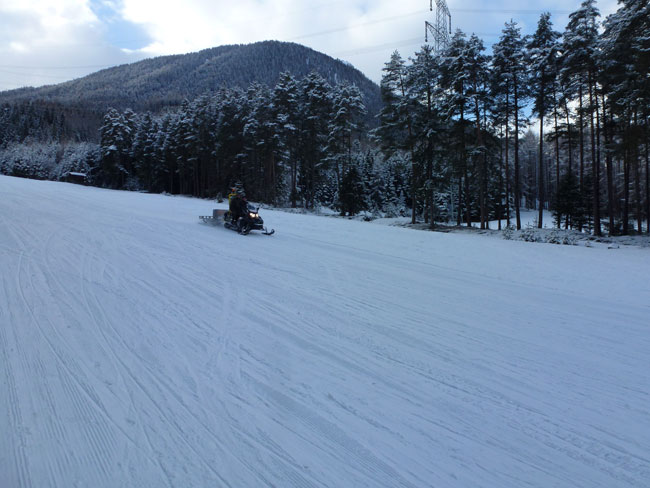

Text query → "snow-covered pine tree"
[600,0,650,234]
[374,50,420,224]
[407,43,445,228]
[243,83,281,203]
[327,81,366,203]
[299,71,332,209]
[492,20,529,230]
[463,34,491,229]
[561,0,601,234]
[272,72,301,207]
[440,30,473,226]
[99,108,131,188]
[131,112,153,191]
[528,12,561,229]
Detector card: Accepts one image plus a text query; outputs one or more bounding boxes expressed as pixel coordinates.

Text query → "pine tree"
[407,43,446,228]
[272,72,301,206]
[600,0,650,234]
[463,34,491,228]
[328,81,367,205]
[299,72,332,208]
[339,165,365,216]
[99,108,131,188]
[374,51,420,223]
[562,0,601,234]
[374,51,410,157]
[131,112,155,191]
[528,12,560,229]
[440,30,472,226]
[492,20,529,230]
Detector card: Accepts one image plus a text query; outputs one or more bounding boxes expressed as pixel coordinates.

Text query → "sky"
[0,0,620,92]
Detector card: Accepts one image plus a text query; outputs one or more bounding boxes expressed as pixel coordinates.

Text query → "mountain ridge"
[0,41,381,116]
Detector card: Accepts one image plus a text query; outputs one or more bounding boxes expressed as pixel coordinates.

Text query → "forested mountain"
[0,41,381,116]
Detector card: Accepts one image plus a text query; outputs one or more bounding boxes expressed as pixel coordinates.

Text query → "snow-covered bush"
[562,233,578,246]
[521,226,543,242]
[547,229,563,245]
[502,224,515,240]
[504,225,579,246]
[0,142,57,179]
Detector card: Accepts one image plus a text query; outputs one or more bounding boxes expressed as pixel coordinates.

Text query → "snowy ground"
[1,174,649,488]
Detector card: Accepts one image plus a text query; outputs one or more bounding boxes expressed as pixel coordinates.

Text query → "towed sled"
[200,203,274,235]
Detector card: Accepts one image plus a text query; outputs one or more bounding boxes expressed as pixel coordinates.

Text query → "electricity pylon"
[425,0,451,52]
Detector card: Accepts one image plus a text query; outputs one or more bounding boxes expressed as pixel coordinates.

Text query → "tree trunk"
[538,111,544,228]
[602,95,615,235]
[553,86,561,229]
[464,161,471,227]
[579,83,585,197]
[474,89,486,229]
[460,105,470,227]
[514,79,521,230]
[624,152,630,234]
[457,175,462,226]
[634,109,642,233]
[588,72,601,236]
[427,88,435,229]
[564,97,573,177]
[505,97,511,227]
[498,129,504,230]
[645,120,650,234]
[291,161,297,208]
[411,149,417,225]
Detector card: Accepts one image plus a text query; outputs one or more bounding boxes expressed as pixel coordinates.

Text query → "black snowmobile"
[200,203,274,235]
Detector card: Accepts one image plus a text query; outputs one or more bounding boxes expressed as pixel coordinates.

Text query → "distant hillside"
[0,41,381,117]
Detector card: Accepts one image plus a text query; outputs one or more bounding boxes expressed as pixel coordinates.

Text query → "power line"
[289,9,427,41]
[451,8,572,15]
[333,38,424,57]
[0,68,84,80]
[0,64,112,71]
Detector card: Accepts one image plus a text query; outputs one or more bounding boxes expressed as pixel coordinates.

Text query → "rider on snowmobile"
[228,184,248,226]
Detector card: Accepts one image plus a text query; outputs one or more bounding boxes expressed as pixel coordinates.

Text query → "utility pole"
[425,0,451,52]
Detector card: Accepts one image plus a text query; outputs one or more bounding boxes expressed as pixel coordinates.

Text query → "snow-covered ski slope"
[1,175,649,488]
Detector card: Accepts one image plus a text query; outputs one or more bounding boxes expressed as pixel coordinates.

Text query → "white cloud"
[0,0,137,90]
[0,0,628,91]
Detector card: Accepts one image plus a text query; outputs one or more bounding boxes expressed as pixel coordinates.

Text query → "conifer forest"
[1,0,649,235]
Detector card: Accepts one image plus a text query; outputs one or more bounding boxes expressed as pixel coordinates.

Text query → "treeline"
[0,100,101,143]
[0,70,409,217]
[95,71,409,215]
[377,0,649,235]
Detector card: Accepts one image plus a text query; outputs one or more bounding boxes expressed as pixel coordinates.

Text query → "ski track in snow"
[1,174,649,488]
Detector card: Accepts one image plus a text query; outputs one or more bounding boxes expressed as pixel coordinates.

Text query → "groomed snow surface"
[1,174,649,488]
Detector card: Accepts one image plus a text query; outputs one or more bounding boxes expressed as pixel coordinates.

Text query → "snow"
[1,174,649,488]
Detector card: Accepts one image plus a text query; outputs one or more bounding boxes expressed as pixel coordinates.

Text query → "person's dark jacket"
[229,195,247,221]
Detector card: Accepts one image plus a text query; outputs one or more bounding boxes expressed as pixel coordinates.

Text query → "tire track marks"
[0,254,33,488]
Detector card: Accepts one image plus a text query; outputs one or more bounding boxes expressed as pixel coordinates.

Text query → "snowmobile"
[200,203,274,235]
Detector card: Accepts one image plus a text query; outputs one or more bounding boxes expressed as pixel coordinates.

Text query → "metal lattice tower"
[425,0,451,52]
